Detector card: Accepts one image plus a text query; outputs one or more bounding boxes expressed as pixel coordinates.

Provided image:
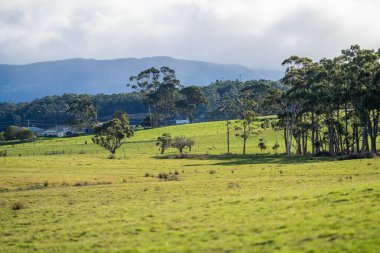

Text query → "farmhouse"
[42,128,73,137]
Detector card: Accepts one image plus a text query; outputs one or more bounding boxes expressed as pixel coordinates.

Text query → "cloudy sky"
[0,0,379,69]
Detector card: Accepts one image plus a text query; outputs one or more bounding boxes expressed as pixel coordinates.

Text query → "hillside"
[0,57,283,102]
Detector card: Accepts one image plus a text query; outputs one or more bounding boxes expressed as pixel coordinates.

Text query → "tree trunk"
[311,111,315,155]
[226,119,230,155]
[368,109,379,154]
[284,129,289,155]
[362,126,369,152]
[344,103,349,154]
[328,112,334,156]
[243,123,247,155]
[243,137,246,155]
[354,123,360,153]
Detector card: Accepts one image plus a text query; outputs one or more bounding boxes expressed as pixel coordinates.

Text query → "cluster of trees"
[0,126,33,141]
[0,78,281,131]
[273,45,380,156]
[156,133,195,155]
[0,93,145,131]
[128,67,208,127]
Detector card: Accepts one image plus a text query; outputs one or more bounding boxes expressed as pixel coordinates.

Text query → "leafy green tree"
[234,101,258,155]
[67,96,97,131]
[176,86,208,122]
[0,132,4,142]
[128,66,182,127]
[281,56,313,155]
[156,133,172,154]
[272,141,280,154]
[4,126,21,140]
[17,129,33,140]
[3,126,33,141]
[92,113,133,155]
[217,96,241,155]
[171,136,194,154]
[258,138,267,153]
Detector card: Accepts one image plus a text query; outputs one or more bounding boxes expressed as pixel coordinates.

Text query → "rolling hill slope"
[0,57,283,102]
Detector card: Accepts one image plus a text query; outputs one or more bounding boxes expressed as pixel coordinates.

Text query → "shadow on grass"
[169,153,334,166]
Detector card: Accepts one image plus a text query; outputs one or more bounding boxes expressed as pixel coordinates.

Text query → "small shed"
[43,129,67,137]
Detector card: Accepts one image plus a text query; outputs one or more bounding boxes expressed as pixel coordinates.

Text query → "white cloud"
[0,0,379,68]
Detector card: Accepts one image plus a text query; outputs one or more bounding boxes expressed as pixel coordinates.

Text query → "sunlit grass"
[0,121,379,252]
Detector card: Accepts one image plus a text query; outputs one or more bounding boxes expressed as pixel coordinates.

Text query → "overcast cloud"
[0,0,379,69]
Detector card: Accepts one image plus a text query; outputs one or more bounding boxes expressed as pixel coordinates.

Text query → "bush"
[157,172,179,181]
[11,200,26,210]
[74,181,89,187]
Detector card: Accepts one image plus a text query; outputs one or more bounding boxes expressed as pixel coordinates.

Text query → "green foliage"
[3,126,33,141]
[176,86,208,122]
[234,100,259,155]
[156,133,172,154]
[92,113,133,155]
[128,66,182,127]
[171,136,195,154]
[277,45,380,156]
[272,141,280,154]
[258,138,267,153]
[67,96,97,130]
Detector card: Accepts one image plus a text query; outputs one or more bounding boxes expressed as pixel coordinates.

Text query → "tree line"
[0,78,281,131]
[272,45,380,156]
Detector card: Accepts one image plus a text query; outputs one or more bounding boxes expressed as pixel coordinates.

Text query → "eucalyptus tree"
[176,86,208,123]
[92,112,133,155]
[218,96,241,154]
[67,95,97,131]
[234,97,258,155]
[341,45,380,153]
[128,67,182,127]
[281,56,313,155]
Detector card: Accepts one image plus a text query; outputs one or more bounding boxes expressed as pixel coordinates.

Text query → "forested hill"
[0,80,284,131]
[0,57,283,102]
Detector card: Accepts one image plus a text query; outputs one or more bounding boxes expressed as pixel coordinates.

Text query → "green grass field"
[1,121,379,252]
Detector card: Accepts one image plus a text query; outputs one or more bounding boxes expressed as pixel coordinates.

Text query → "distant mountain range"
[0,56,283,102]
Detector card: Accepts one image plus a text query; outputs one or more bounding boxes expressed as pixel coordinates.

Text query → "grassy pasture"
[0,121,380,252]
[0,120,284,157]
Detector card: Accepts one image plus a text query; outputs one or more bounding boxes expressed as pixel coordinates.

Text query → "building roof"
[27,127,44,132]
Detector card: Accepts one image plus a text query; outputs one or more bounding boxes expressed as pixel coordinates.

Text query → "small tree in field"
[235,110,259,155]
[92,113,133,155]
[272,141,280,154]
[156,133,172,154]
[172,136,194,154]
[258,138,267,153]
